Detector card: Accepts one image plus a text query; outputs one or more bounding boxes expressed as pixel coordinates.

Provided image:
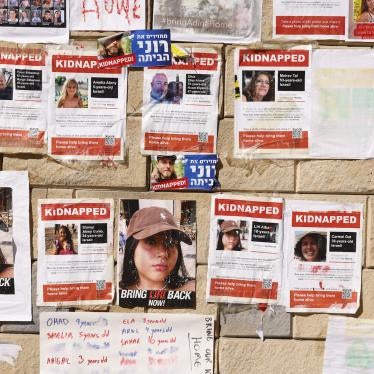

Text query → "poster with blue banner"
[150,154,219,191]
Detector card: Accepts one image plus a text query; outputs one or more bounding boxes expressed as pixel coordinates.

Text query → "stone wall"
[0,0,373,373]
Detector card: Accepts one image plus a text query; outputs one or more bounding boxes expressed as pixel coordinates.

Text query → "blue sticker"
[131,29,171,67]
[184,155,219,190]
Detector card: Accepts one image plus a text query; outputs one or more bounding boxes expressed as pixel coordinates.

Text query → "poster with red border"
[273,0,347,40]
[0,44,47,154]
[37,199,114,306]
[47,47,127,160]
[348,0,374,41]
[234,46,311,159]
[141,45,221,155]
[207,194,284,305]
[283,199,363,314]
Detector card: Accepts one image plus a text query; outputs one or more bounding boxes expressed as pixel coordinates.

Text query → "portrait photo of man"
[151,155,177,183]
[150,73,168,103]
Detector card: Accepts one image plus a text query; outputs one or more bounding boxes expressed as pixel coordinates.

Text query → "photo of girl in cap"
[216,220,245,251]
[118,199,196,307]
[294,232,327,262]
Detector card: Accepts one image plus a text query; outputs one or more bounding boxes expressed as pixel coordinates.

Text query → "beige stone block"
[3,117,147,189]
[217,119,295,191]
[366,198,374,267]
[293,314,329,339]
[75,190,211,264]
[262,0,273,41]
[219,337,324,374]
[359,269,374,319]
[0,334,39,374]
[297,160,374,193]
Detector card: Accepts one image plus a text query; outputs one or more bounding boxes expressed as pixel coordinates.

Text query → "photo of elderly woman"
[358,0,374,22]
[242,70,275,102]
[118,199,196,308]
[55,77,87,108]
[45,224,77,255]
[294,232,327,262]
[216,220,245,251]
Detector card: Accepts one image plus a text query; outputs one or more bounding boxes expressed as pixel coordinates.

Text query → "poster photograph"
[47,47,127,160]
[0,171,31,321]
[348,0,374,41]
[0,0,68,43]
[0,45,47,153]
[37,199,114,306]
[142,45,221,155]
[207,194,284,305]
[70,0,145,31]
[234,46,311,158]
[40,312,214,374]
[150,154,218,191]
[273,0,347,40]
[153,0,262,43]
[283,199,363,314]
[311,48,374,159]
[118,198,196,308]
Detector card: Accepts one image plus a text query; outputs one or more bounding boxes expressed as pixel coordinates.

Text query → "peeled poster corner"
[153,0,262,44]
[47,45,127,161]
[273,0,347,40]
[150,154,219,191]
[234,46,311,159]
[37,199,114,307]
[0,43,47,154]
[70,0,146,31]
[0,171,31,322]
[142,44,221,155]
[348,0,374,41]
[0,0,69,44]
[323,316,374,373]
[0,344,22,366]
[283,199,363,314]
[118,198,196,308]
[40,312,214,373]
[311,48,374,159]
[206,194,284,305]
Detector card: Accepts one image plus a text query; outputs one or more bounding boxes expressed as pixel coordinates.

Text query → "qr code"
[198,132,208,143]
[28,128,39,138]
[96,280,105,290]
[342,289,352,299]
[292,128,302,139]
[262,279,272,289]
[105,136,115,146]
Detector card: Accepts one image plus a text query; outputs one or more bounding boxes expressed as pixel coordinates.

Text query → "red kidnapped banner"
[292,211,361,228]
[0,48,45,66]
[41,203,111,221]
[215,198,283,219]
[239,49,309,67]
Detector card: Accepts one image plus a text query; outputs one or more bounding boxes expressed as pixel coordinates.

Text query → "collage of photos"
[118,199,196,308]
[0,0,65,27]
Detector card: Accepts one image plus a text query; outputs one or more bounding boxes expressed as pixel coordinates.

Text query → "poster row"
[0,172,364,321]
[3,44,374,160]
[3,1,374,44]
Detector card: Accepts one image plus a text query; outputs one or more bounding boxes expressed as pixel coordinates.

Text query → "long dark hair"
[244,71,274,102]
[119,236,191,289]
[362,0,371,13]
[216,231,243,251]
[294,233,327,261]
[56,225,74,253]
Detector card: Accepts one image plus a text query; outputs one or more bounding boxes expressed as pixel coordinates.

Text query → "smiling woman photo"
[358,0,374,22]
[242,71,274,102]
[294,232,327,262]
[57,78,83,108]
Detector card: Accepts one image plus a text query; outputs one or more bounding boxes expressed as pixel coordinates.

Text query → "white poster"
[47,47,127,160]
[153,0,262,43]
[0,0,69,44]
[40,311,214,374]
[207,194,284,305]
[0,44,47,153]
[37,199,114,306]
[234,46,311,158]
[70,0,146,31]
[323,316,374,374]
[283,199,363,314]
[0,171,31,321]
[311,49,374,159]
[273,0,347,40]
[142,45,221,155]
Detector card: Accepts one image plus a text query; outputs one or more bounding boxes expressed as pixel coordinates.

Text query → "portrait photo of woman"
[216,220,244,251]
[53,225,76,255]
[358,0,374,22]
[242,70,275,102]
[56,78,84,108]
[119,206,195,292]
[294,232,327,262]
